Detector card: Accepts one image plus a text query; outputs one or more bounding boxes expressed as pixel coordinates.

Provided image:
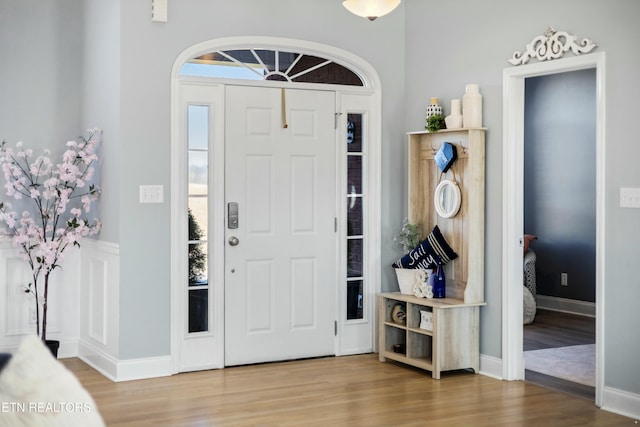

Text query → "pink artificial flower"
[62,149,76,163]
[81,196,91,213]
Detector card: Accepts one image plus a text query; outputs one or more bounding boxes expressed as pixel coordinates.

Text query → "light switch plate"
[140,185,164,204]
[620,187,640,208]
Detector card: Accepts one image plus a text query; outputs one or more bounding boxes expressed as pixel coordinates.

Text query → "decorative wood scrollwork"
[508,27,597,66]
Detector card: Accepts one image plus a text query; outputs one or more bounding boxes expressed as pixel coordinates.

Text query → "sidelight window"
[346,113,365,320]
[187,105,209,333]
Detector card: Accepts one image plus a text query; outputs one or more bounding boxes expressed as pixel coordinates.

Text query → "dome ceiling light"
[342,0,401,21]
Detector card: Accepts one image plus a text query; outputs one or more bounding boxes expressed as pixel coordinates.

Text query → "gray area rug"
[524,344,595,387]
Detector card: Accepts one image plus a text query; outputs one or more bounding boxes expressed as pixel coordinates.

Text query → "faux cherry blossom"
[0,129,102,342]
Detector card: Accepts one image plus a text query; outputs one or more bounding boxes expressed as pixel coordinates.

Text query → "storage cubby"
[407,331,432,362]
[379,293,482,379]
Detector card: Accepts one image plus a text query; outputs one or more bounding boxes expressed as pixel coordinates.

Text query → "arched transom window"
[180,48,365,86]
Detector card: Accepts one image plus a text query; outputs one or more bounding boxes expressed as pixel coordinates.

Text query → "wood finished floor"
[63,351,632,426]
[524,309,596,401]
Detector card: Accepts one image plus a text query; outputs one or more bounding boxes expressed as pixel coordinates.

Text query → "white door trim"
[170,37,382,373]
[501,52,606,406]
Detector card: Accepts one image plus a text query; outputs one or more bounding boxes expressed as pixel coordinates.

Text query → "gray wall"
[524,70,596,302]
[112,0,407,359]
[404,0,640,393]
[2,0,639,396]
[0,0,83,153]
[82,0,121,244]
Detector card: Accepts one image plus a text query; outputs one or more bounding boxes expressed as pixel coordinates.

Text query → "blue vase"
[433,264,446,298]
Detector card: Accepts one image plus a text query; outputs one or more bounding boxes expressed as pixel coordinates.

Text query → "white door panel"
[225,86,336,366]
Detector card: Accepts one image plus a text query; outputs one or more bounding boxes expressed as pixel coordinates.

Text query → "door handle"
[228,236,240,246]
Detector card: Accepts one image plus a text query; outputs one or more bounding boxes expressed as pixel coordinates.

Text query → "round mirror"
[434,180,461,218]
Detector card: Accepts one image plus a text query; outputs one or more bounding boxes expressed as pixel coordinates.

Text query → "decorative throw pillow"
[0,335,105,427]
[392,225,458,270]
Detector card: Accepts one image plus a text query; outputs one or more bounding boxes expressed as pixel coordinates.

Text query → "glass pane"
[182,50,265,79]
[181,62,264,80]
[265,74,288,82]
[188,242,208,284]
[347,196,363,236]
[188,151,208,192]
[347,155,362,194]
[188,199,208,241]
[289,54,326,74]
[220,50,259,65]
[347,114,363,152]
[293,60,363,86]
[347,280,364,320]
[188,105,208,150]
[347,238,363,278]
[278,51,299,72]
[188,289,208,333]
[254,49,277,72]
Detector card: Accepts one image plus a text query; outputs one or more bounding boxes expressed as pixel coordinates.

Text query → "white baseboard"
[536,295,596,317]
[78,339,118,381]
[78,339,172,382]
[602,386,640,421]
[0,337,78,358]
[115,355,172,382]
[479,353,503,380]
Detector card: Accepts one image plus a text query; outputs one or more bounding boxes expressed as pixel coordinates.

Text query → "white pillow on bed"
[0,335,105,427]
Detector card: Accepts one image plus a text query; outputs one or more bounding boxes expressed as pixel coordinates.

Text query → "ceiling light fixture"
[343,0,401,21]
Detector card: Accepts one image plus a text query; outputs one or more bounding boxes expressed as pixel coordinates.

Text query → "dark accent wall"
[524,69,596,302]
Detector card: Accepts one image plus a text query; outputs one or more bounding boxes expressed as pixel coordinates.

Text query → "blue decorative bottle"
[433,259,446,298]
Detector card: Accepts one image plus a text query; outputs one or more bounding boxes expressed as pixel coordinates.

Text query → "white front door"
[224,85,337,366]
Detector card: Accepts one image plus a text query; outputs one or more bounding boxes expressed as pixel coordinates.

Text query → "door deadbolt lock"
[228,202,239,229]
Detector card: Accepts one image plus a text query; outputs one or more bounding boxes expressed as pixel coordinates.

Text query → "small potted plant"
[392,218,423,294]
[0,130,102,356]
[393,218,422,252]
[426,114,446,133]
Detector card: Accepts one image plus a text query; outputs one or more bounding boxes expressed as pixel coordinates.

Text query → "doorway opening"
[522,69,597,399]
[502,52,606,406]
[170,37,382,373]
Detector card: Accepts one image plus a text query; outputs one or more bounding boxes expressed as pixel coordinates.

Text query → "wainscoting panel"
[78,239,119,375]
[88,257,108,344]
[3,257,34,337]
[0,243,80,355]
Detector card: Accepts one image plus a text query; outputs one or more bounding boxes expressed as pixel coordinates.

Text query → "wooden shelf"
[379,293,481,379]
[378,128,486,379]
[381,350,433,371]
